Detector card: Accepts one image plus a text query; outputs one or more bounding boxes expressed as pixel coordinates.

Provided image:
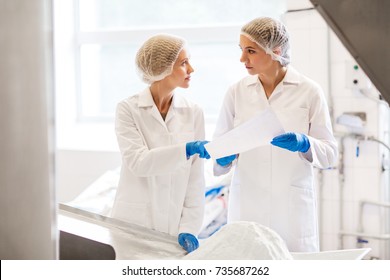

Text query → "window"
[76,0,286,121]
[54,0,286,149]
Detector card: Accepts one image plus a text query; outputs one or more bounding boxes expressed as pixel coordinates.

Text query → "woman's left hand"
[178,233,199,253]
[271,132,310,153]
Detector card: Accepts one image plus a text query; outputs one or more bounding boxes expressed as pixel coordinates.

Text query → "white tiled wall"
[282,9,329,100]
[285,8,390,259]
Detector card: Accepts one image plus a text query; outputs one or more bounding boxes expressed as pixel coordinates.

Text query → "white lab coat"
[213,67,338,252]
[111,88,205,236]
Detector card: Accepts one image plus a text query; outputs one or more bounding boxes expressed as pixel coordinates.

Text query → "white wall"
[285,5,390,259]
[283,6,329,101]
[56,150,121,202]
[328,29,390,259]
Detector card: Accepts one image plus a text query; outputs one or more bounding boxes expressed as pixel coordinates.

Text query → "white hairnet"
[241,17,290,66]
[135,34,186,84]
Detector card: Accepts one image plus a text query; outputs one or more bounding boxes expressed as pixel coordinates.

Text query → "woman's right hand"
[186,141,210,159]
[216,154,237,167]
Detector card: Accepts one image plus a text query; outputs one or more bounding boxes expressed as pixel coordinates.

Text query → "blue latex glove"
[186,141,210,159]
[216,154,237,167]
[178,233,199,253]
[271,132,310,153]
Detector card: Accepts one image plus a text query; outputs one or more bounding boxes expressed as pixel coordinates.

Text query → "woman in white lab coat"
[214,17,338,252]
[111,34,210,253]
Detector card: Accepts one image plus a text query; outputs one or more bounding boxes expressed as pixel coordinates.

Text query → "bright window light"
[54,0,286,150]
[75,0,286,121]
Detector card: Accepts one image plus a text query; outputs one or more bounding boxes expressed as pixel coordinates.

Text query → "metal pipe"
[358,200,390,233]
[337,135,346,249]
[340,231,390,241]
[336,133,390,250]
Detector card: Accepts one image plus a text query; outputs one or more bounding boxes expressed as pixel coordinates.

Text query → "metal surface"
[59,204,372,260]
[58,204,186,260]
[291,248,371,260]
[60,231,115,260]
[0,0,56,259]
[310,0,390,102]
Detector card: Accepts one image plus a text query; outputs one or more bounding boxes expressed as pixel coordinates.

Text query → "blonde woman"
[214,17,338,252]
[111,34,209,253]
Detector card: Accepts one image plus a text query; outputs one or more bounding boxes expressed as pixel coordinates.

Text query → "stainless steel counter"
[59,204,186,260]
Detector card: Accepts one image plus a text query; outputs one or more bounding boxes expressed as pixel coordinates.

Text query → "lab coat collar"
[171,93,191,108]
[137,87,190,108]
[282,66,301,85]
[137,87,191,127]
[138,87,155,107]
[244,66,301,87]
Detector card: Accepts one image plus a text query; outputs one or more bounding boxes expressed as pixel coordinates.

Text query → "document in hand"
[205,108,285,159]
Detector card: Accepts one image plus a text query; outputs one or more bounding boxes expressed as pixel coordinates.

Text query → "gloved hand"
[271,132,310,153]
[216,154,237,167]
[186,141,210,159]
[178,233,199,253]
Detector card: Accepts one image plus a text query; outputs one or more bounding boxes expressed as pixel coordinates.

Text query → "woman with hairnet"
[214,17,338,252]
[111,34,209,253]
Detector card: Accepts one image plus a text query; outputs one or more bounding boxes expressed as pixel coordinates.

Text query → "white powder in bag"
[184,221,293,260]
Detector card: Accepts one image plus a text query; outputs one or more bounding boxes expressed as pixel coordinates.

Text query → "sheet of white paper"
[205,108,285,159]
